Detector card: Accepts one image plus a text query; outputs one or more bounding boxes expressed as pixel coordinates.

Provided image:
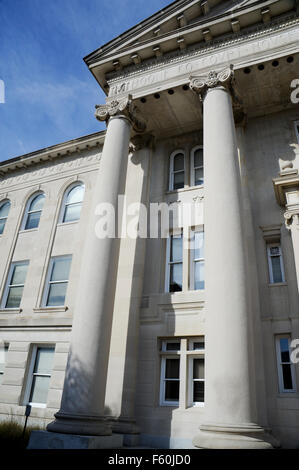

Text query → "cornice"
[106,12,299,85]
[0,131,105,176]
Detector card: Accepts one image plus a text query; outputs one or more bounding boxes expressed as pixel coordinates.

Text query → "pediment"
[84,0,298,91]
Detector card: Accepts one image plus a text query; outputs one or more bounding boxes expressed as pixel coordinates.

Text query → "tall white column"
[285,194,299,293]
[189,67,278,448]
[47,96,146,436]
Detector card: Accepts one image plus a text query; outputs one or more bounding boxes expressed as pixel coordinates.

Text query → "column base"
[47,411,112,436]
[109,416,140,435]
[27,430,123,450]
[193,423,280,449]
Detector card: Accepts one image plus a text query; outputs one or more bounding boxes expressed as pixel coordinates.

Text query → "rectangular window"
[275,335,296,393]
[2,261,29,309]
[0,344,9,385]
[25,346,55,407]
[267,243,285,284]
[166,233,183,292]
[160,337,205,407]
[43,256,72,307]
[295,121,299,145]
[190,230,205,290]
[160,340,180,406]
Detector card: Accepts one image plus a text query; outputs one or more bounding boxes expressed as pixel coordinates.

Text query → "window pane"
[5,286,24,308]
[271,256,283,283]
[166,342,180,351]
[63,203,82,223]
[173,154,184,171]
[165,380,179,401]
[194,149,203,168]
[193,381,204,403]
[0,346,8,373]
[51,258,71,282]
[46,282,68,306]
[173,171,184,190]
[0,201,10,218]
[195,168,204,186]
[282,364,293,390]
[34,348,54,375]
[171,235,182,263]
[0,219,6,235]
[25,211,41,230]
[194,232,204,259]
[170,263,182,292]
[66,185,85,205]
[165,358,180,379]
[194,261,205,290]
[29,194,45,212]
[29,375,51,404]
[11,263,28,285]
[193,341,205,350]
[280,338,290,363]
[193,358,204,380]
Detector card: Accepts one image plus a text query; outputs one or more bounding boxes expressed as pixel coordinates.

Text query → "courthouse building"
[0,0,299,449]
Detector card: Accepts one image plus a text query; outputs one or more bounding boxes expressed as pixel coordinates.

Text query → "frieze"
[108,16,299,98]
[0,153,101,189]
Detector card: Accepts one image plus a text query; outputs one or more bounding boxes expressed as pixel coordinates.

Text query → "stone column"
[47,96,146,437]
[189,67,277,449]
[284,194,299,293]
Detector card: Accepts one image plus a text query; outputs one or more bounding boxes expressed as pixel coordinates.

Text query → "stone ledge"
[27,430,123,449]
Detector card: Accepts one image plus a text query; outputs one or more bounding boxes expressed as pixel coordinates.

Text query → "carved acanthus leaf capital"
[95,94,146,133]
[129,134,155,153]
[189,64,234,96]
[284,209,299,230]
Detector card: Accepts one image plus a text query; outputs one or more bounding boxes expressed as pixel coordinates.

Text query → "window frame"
[189,228,205,291]
[42,255,72,307]
[190,145,204,187]
[20,192,45,231]
[23,345,55,408]
[169,150,185,191]
[1,260,29,310]
[165,230,183,293]
[0,200,11,235]
[159,340,180,407]
[188,355,205,407]
[275,335,297,394]
[267,242,285,284]
[0,343,9,385]
[58,182,85,224]
[294,120,299,145]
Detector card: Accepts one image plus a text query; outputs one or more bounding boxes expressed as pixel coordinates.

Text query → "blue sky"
[0,0,171,162]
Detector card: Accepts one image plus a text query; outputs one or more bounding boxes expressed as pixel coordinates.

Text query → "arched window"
[169,150,185,191]
[0,200,11,235]
[191,146,204,187]
[61,183,85,223]
[22,193,45,230]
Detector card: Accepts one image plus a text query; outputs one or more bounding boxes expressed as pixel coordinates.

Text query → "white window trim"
[267,243,285,284]
[188,354,205,407]
[159,338,205,408]
[0,344,9,383]
[20,192,45,231]
[275,335,297,394]
[58,182,85,224]
[294,120,299,145]
[190,145,204,187]
[42,255,72,307]
[189,227,205,291]
[160,340,180,406]
[165,230,183,293]
[1,261,29,310]
[169,149,185,191]
[0,200,10,235]
[23,345,55,408]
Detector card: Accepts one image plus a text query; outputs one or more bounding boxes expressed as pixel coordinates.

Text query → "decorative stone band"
[95,94,146,133]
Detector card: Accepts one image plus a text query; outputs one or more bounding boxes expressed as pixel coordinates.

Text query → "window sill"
[0,308,22,314]
[33,306,68,314]
[19,228,38,234]
[57,221,79,228]
[166,185,204,195]
[268,282,287,287]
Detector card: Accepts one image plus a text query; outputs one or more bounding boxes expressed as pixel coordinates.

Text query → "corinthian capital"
[95,94,146,133]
